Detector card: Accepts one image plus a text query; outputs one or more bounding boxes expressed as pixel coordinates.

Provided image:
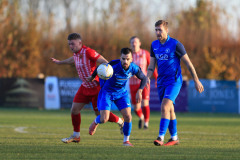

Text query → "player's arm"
[181,54,204,93]
[146,50,158,88]
[135,68,147,103]
[51,56,74,64]
[96,55,108,64]
[147,46,157,82]
[87,60,117,82]
[176,42,204,93]
[86,52,108,81]
[87,66,99,82]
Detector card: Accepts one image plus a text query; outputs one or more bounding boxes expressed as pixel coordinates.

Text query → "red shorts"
[129,84,150,105]
[73,85,100,111]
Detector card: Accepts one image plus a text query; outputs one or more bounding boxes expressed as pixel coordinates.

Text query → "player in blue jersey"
[147,20,204,146]
[88,48,147,146]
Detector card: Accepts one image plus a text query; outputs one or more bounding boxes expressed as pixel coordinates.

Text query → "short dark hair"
[129,36,139,43]
[155,20,168,29]
[121,47,132,55]
[68,33,82,40]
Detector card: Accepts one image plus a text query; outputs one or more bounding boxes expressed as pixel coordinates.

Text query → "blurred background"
[1,0,240,80]
[0,0,240,113]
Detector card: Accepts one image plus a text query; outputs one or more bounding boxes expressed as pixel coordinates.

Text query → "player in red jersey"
[51,33,123,143]
[129,36,158,129]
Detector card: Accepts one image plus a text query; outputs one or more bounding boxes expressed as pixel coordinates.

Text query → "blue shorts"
[97,90,131,111]
[157,81,182,105]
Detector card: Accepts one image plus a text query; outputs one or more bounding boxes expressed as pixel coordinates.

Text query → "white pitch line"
[14,127,28,133]
[5,125,239,137]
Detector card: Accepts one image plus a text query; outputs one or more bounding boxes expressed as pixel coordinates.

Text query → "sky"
[31,0,240,37]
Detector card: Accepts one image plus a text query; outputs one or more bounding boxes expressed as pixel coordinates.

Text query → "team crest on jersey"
[165,48,170,53]
[127,73,132,78]
[94,52,99,57]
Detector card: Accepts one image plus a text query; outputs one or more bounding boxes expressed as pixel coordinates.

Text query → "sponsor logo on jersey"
[155,54,168,60]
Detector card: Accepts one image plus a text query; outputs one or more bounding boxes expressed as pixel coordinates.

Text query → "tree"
[172,0,240,80]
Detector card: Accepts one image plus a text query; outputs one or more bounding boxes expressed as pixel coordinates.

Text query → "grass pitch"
[0,108,240,160]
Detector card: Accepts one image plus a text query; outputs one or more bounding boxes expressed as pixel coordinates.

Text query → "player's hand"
[136,89,143,103]
[86,76,94,82]
[146,77,150,90]
[194,80,204,93]
[51,58,61,64]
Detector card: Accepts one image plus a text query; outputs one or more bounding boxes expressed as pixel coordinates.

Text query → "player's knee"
[161,106,170,114]
[100,117,109,123]
[123,114,132,122]
[71,108,79,115]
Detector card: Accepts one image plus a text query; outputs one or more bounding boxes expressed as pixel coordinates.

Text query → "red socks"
[142,106,150,122]
[71,113,81,132]
[108,112,119,123]
[72,112,119,131]
[134,108,143,118]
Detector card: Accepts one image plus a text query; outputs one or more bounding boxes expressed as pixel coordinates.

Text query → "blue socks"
[159,118,170,137]
[95,115,102,124]
[168,119,177,137]
[159,118,178,138]
[123,122,132,136]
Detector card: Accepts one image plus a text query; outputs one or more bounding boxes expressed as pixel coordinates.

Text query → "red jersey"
[73,45,100,88]
[129,49,157,85]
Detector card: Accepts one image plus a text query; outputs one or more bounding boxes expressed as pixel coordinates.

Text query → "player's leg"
[164,105,179,146]
[62,85,93,143]
[108,112,124,134]
[153,86,167,146]
[142,87,150,129]
[92,87,122,124]
[154,82,182,146]
[130,84,144,129]
[89,110,110,135]
[134,102,144,129]
[89,90,111,135]
[154,98,171,146]
[121,107,133,146]
[163,82,182,146]
[116,96,133,146]
[61,102,85,143]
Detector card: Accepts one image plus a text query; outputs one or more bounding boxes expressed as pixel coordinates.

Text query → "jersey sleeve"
[150,45,156,58]
[134,67,147,89]
[86,48,101,61]
[175,42,186,58]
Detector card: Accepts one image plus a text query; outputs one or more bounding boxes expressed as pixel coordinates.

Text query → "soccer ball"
[97,63,113,80]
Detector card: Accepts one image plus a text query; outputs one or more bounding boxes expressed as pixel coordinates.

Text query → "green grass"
[0,108,240,160]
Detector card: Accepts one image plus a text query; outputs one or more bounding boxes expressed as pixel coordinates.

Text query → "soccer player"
[147,20,204,146]
[88,48,147,146]
[51,33,124,143]
[129,36,158,129]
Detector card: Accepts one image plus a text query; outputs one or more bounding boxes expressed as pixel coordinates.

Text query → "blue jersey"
[99,60,140,100]
[150,35,186,86]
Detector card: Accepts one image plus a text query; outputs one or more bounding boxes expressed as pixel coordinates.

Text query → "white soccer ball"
[97,63,113,80]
